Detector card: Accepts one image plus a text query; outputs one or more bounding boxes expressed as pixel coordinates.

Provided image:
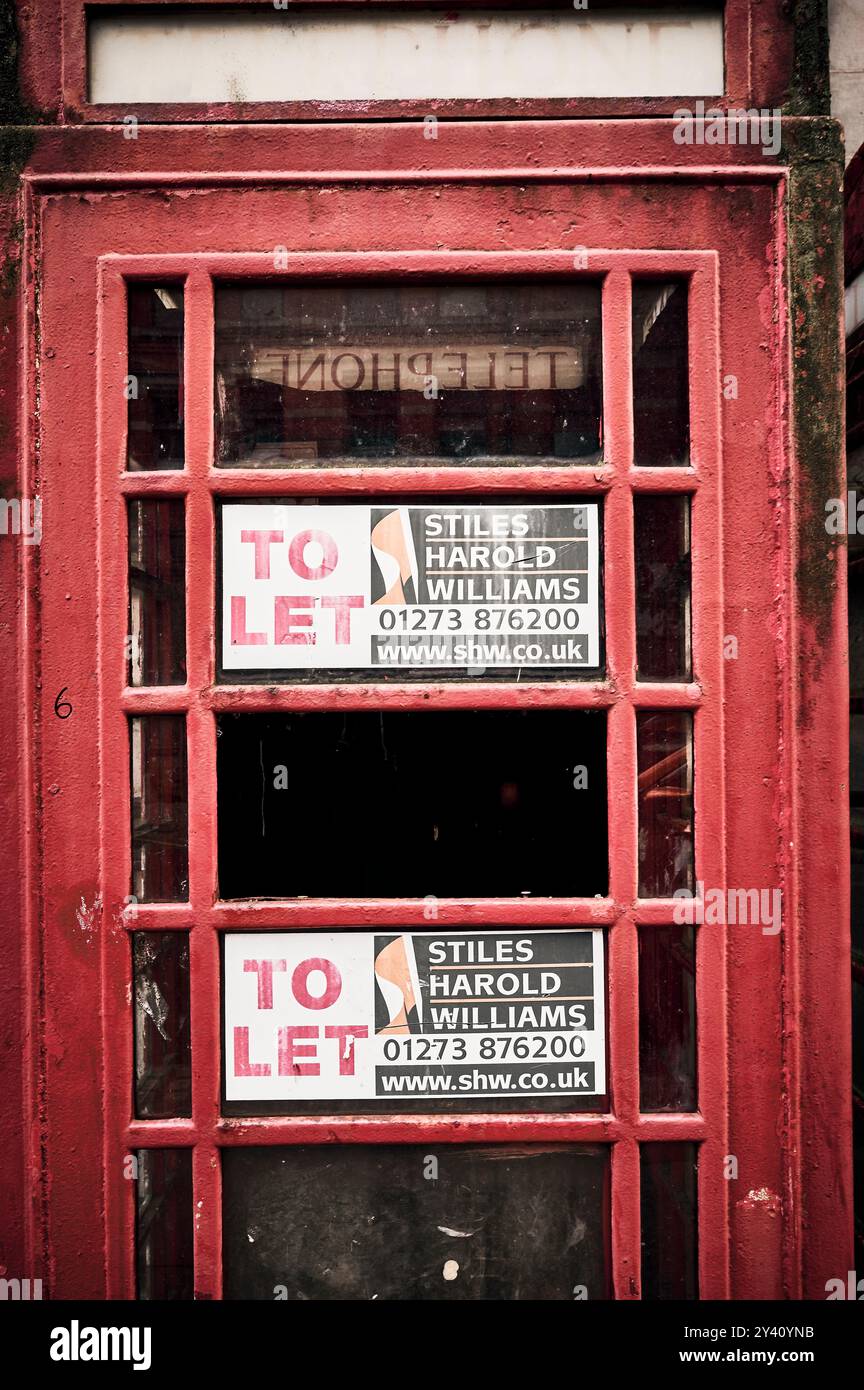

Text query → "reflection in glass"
[635,494,691,681]
[641,1142,698,1299]
[632,280,689,467]
[133,933,191,1119]
[637,711,694,897]
[131,715,188,902]
[128,499,186,686]
[214,282,603,466]
[127,283,185,471]
[136,1149,194,1300]
[222,1143,610,1300]
[639,925,696,1111]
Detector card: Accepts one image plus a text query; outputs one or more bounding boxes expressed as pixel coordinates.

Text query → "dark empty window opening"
[217,710,607,899]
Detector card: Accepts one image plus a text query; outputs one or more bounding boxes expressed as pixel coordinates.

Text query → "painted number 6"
[53,687,72,719]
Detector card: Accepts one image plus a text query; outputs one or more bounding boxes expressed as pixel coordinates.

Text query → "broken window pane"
[632,281,689,467]
[128,499,186,686]
[639,924,696,1112]
[640,1142,698,1299]
[131,715,189,902]
[127,283,185,471]
[216,710,607,899]
[133,932,191,1119]
[222,1143,610,1300]
[136,1148,194,1300]
[634,493,691,681]
[214,282,603,466]
[637,710,694,897]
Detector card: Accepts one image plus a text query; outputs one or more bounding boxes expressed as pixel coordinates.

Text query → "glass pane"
[637,710,694,897]
[133,932,192,1119]
[635,494,691,680]
[222,1143,610,1300]
[853,971,864,1100]
[854,1104,864,1269]
[131,715,189,902]
[128,499,186,686]
[632,280,689,467]
[851,708,864,959]
[127,283,185,471]
[640,1142,698,1299]
[136,1149,193,1300]
[849,454,864,957]
[214,282,603,467]
[639,925,696,1111]
[217,710,607,898]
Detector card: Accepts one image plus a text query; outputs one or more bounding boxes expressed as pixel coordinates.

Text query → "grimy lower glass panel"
[635,494,691,681]
[640,1142,698,1299]
[222,1144,610,1300]
[637,710,694,897]
[214,282,602,467]
[127,283,185,471]
[217,710,607,898]
[136,1149,194,1300]
[131,715,189,902]
[632,280,689,467]
[128,499,186,686]
[639,925,696,1112]
[133,932,191,1119]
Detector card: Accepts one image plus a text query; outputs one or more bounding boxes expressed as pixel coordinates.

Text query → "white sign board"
[221,502,600,673]
[224,929,605,1103]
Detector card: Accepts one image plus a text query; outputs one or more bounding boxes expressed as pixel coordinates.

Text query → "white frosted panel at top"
[89,8,725,103]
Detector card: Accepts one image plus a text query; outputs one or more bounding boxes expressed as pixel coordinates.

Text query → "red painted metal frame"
[34,0,783,125]
[93,247,725,1300]
[15,123,850,1302]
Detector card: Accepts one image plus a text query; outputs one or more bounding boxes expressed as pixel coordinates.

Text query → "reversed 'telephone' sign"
[221,502,600,673]
[224,929,606,1103]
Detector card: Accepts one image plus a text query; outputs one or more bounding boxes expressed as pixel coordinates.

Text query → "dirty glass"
[855,1106,864,1253]
[635,493,691,681]
[214,282,603,466]
[637,710,694,897]
[130,715,189,902]
[632,280,689,467]
[639,925,696,1112]
[222,1143,610,1300]
[849,444,864,958]
[127,499,186,686]
[640,1142,698,1299]
[216,709,607,899]
[127,282,185,471]
[133,932,191,1119]
[136,1148,194,1300]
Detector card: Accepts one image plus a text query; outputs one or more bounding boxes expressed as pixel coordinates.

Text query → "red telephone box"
[0,0,852,1302]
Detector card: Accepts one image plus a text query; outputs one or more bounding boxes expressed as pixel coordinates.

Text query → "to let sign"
[224,930,606,1104]
[221,501,601,673]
